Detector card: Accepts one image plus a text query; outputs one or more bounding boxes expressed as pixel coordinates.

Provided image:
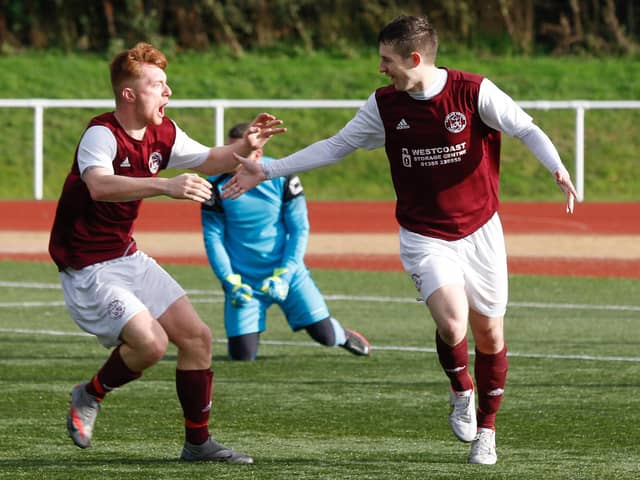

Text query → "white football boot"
[468,428,497,464]
[448,389,477,442]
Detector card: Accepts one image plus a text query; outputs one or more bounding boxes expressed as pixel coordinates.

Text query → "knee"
[199,325,213,356]
[228,333,259,361]
[149,338,169,364]
[179,322,213,358]
[436,322,467,346]
[229,349,256,361]
[304,317,336,346]
[473,327,504,353]
[136,335,168,368]
[429,310,468,346]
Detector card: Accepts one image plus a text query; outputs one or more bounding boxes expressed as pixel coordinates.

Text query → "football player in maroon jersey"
[49,42,285,464]
[223,15,577,464]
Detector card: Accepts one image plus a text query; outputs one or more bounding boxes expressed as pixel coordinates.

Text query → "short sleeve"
[167,121,210,169]
[77,125,117,175]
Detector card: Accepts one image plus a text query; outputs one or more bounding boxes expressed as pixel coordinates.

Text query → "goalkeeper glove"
[260,268,290,302]
[224,274,253,307]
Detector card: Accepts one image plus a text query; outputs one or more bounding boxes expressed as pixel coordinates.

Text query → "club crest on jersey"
[444,112,467,133]
[148,152,162,174]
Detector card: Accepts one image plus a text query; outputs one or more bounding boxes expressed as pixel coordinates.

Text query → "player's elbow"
[82,168,118,201]
[86,183,115,202]
[87,189,106,202]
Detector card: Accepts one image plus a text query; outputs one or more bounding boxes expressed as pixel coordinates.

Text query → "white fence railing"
[1,98,639,201]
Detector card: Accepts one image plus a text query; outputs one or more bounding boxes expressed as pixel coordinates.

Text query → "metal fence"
[1,98,639,201]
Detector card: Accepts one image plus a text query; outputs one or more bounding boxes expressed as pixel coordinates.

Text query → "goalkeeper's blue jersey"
[201,156,309,287]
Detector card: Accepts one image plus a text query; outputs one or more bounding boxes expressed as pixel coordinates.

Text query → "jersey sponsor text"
[401,141,467,167]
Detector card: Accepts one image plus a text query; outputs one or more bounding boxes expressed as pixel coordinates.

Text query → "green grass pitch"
[1,260,639,479]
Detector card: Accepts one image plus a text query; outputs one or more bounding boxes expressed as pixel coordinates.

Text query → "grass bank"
[0,49,638,201]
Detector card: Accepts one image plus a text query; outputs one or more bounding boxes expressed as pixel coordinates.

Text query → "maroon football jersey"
[376,69,501,240]
[49,113,175,270]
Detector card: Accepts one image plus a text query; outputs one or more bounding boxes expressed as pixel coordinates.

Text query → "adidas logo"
[396,118,410,130]
[120,157,131,168]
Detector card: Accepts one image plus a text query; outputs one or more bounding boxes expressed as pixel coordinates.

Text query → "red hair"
[109,42,167,96]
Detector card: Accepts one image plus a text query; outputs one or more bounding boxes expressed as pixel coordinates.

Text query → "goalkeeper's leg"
[305,317,370,356]
[227,333,260,360]
[304,317,337,345]
[224,291,263,360]
[285,272,370,355]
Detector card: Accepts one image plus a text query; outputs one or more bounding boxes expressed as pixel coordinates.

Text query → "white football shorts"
[60,250,186,348]
[399,212,508,318]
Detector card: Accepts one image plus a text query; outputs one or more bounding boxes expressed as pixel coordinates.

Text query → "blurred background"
[1,0,638,55]
[0,0,638,201]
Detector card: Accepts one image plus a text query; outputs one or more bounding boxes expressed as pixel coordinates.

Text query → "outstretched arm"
[518,126,578,213]
[221,134,359,199]
[192,112,286,175]
[221,153,268,199]
[478,79,577,213]
[222,96,383,199]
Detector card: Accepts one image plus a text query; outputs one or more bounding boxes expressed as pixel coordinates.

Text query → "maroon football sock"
[176,368,213,445]
[85,345,141,401]
[436,332,474,392]
[475,346,508,430]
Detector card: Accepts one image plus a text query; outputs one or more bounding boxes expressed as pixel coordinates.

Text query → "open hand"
[221,153,267,199]
[244,113,287,150]
[555,168,578,214]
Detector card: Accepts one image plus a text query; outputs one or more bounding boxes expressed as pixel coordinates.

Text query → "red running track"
[4,200,639,234]
[1,200,639,278]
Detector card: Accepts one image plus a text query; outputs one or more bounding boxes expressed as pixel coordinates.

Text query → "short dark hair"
[377,15,438,63]
[227,122,250,140]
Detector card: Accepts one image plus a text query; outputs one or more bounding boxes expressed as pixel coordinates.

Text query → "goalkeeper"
[201,123,370,360]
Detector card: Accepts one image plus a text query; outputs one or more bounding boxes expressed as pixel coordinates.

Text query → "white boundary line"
[4,297,640,312]
[1,280,640,313]
[0,327,639,363]
[2,280,640,363]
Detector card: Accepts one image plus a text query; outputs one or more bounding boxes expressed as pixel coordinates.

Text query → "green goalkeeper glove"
[224,274,253,307]
[260,268,290,302]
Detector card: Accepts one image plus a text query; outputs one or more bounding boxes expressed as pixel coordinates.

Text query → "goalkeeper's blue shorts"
[223,267,330,338]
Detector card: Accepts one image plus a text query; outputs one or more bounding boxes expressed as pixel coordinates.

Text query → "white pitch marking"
[0,328,639,363]
[2,281,640,312]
